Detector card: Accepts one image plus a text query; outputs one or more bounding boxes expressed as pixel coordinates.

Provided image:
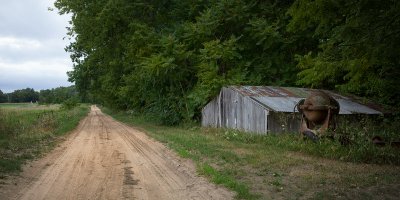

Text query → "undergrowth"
[219,129,399,165]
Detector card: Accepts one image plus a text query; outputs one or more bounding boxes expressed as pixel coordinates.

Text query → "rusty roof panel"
[229,86,382,115]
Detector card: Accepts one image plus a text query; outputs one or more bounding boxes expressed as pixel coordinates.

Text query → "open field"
[103,108,400,200]
[0,103,42,108]
[0,103,89,175]
[0,103,59,110]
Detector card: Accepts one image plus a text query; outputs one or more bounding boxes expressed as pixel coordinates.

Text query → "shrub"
[61,98,79,110]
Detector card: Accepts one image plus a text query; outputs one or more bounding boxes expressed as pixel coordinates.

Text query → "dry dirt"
[0,105,233,200]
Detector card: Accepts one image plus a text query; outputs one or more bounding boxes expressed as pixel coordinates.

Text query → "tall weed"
[0,105,89,174]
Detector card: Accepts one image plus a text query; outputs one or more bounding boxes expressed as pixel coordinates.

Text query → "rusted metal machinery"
[296,91,340,141]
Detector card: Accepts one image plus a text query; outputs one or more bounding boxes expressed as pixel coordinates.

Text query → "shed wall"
[241,97,268,134]
[201,88,302,134]
[219,87,269,134]
[202,86,382,134]
[201,97,220,127]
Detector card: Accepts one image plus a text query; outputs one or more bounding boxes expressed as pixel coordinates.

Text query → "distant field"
[0,103,32,108]
[0,103,59,110]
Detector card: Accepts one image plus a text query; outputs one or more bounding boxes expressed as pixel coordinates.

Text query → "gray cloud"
[0,0,69,39]
[0,0,73,93]
[0,58,71,92]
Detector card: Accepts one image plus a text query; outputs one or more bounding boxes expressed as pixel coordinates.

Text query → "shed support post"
[218,90,222,128]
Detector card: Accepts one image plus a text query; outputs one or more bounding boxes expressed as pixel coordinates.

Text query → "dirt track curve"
[1,106,233,200]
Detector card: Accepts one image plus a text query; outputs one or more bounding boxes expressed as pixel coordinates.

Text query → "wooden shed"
[201,86,382,134]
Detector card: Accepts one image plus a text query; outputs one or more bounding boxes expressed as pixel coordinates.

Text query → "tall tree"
[55,0,399,124]
[0,90,7,103]
[39,86,79,104]
[287,0,400,105]
[9,88,39,103]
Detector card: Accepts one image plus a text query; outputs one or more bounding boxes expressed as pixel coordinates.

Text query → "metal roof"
[229,86,382,115]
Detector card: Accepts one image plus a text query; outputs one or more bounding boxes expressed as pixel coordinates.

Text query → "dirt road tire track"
[0,106,233,200]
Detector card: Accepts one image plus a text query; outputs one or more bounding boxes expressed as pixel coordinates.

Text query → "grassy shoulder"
[103,108,400,200]
[0,103,89,175]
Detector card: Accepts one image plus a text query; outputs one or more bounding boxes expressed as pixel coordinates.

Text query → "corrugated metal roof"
[252,97,303,113]
[230,86,382,115]
[336,99,381,114]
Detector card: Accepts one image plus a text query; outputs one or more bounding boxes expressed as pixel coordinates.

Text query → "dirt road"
[1,106,233,200]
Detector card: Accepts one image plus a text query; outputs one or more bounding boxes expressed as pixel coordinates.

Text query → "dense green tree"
[39,89,53,103]
[9,88,39,103]
[39,86,79,104]
[0,90,7,103]
[1,86,79,104]
[55,0,399,124]
[55,0,303,123]
[288,0,400,105]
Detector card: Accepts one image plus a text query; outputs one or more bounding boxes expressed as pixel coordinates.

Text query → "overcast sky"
[0,0,73,93]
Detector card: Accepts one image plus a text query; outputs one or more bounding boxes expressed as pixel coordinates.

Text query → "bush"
[61,98,79,110]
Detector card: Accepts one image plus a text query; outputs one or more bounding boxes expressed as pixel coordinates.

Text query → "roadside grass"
[0,104,89,175]
[103,108,400,200]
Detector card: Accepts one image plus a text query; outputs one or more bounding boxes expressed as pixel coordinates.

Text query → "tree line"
[54,0,400,124]
[0,88,38,103]
[0,86,79,104]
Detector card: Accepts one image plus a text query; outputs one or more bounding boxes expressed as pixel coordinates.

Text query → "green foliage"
[55,0,400,124]
[0,90,7,103]
[8,88,39,103]
[288,0,400,105]
[60,98,79,110]
[55,0,301,124]
[39,86,80,104]
[1,86,80,105]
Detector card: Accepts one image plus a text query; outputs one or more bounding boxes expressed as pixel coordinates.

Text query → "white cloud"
[0,59,72,93]
[0,0,71,39]
[0,36,70,62]
[0,36,42,50]
[0,59,70,75]
[0,0,74,93]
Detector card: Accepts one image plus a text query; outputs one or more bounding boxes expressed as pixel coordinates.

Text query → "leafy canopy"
[55,0,400,124]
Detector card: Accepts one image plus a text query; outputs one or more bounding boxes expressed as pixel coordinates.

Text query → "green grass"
[199,163,254,199]
[103,107,400,199]
[0,104,89,174]
[0,103,33,108]
[0,103,59,110]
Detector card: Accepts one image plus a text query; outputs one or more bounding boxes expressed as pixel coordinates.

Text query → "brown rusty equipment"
[296,91,340,141]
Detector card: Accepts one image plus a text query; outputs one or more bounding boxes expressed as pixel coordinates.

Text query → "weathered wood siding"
[238,96,268,134]
[201,97,220,127]
[221,87,236,130]
[201,87,269,134]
